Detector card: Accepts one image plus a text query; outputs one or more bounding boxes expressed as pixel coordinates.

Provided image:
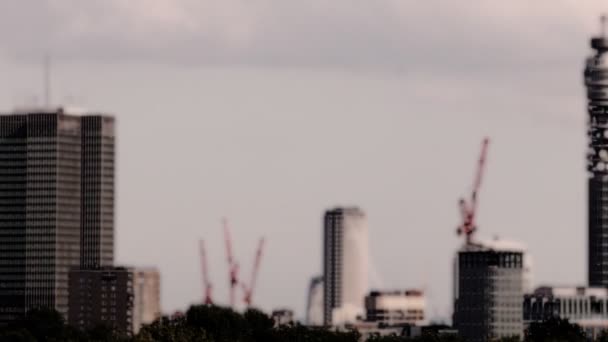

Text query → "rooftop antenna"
[44,54,51,107]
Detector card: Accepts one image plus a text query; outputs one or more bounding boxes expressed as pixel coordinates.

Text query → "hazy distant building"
[365,289,426,326]
[68,267,134,335]
[323,207,368,326]
[584,22,608,288]
[306,275,324,326]
[0,108,115,323]
[453,243,524,342]
[271,309,294,327]
[133,268,161,333]
[524,286,608,339]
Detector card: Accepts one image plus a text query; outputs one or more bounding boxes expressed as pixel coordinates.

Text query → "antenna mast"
[43,55,51,107]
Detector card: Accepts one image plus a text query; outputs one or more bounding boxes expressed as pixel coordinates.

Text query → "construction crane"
[223,218,239,308]
[199,240,213,305]
[456,137,490,245]
[242,237,265,307]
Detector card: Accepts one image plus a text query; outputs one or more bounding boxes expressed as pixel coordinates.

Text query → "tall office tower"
[0,108,115,323]
[323,207,368,326]
[453,244,524,342]
[132,268,161,334]
[80,116,115,269]
[585,19,608,287]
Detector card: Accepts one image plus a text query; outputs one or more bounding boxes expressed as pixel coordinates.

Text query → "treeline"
[0,305,606,342]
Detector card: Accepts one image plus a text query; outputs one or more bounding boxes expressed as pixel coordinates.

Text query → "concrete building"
[306,275,324,326]
[453,243,524,342]
[271,309,294,327]
[0,108,115,323]
[68,267,134,335]
[524,286,608,339]
[585,20,608,288]
[364,289,426,326]
[133,268,161,333]
[323,207,369,326]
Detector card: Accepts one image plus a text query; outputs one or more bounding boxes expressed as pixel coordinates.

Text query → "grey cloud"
[0,1,604,71]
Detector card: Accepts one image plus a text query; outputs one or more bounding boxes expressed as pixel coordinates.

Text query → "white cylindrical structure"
[340,211,369,322]
[324,207,369,326]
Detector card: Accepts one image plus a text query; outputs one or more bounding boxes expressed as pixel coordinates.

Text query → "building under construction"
[585,18,608,287]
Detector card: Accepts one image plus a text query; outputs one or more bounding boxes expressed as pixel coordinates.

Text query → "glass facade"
[0,110,115,323]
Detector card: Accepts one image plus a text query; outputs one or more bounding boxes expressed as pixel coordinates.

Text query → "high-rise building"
[585,20,608,287]
[68,267,134,335]
[453,244,524,342]
[0,108,115,323]
[323,206,368,326]
[80,116,115,269]
[133,268,161,333]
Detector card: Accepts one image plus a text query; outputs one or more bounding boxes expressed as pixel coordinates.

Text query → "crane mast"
[242,237,265,307]
[199,240,213,305]
[223,218,239,308]
[457,137,490,245]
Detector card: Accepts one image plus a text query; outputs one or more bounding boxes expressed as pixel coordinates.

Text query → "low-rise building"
[69,266,162,336]
[133,268,161,333]
[364,289,426,326]
[524,286,608,339]
[271,309,294,326]
[68,267,135,335]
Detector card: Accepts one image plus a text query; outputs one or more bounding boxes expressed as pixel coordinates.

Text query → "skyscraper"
[323,207,368,326]
[0,108,115,323]
[585,19,608,287]
[80,116,115,269]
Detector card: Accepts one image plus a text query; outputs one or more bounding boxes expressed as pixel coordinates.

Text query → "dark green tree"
[595,329,608,342]
[0,329,36,342]
[12,307,67,342]
[244,308,276,342]
[524,317,586,342]
[274,323,360,342]
[366,333,406,341]
[134,316,211,342]
[186,305,250,342]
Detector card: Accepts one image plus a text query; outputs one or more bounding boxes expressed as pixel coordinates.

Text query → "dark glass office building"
[453,246,523,342]
[0,108,115,323]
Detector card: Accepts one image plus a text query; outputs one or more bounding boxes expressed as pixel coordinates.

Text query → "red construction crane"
[199,239,213,305]
[456,137,490,245]
[223,218,239,308]
[242,237,265,307]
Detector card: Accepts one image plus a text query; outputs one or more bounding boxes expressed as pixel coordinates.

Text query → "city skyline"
[1,1,608,321]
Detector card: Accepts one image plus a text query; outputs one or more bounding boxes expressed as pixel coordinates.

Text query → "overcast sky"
[0,0,606,321]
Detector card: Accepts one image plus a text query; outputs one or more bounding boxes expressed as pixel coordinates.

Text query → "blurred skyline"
[0,1,606,320]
